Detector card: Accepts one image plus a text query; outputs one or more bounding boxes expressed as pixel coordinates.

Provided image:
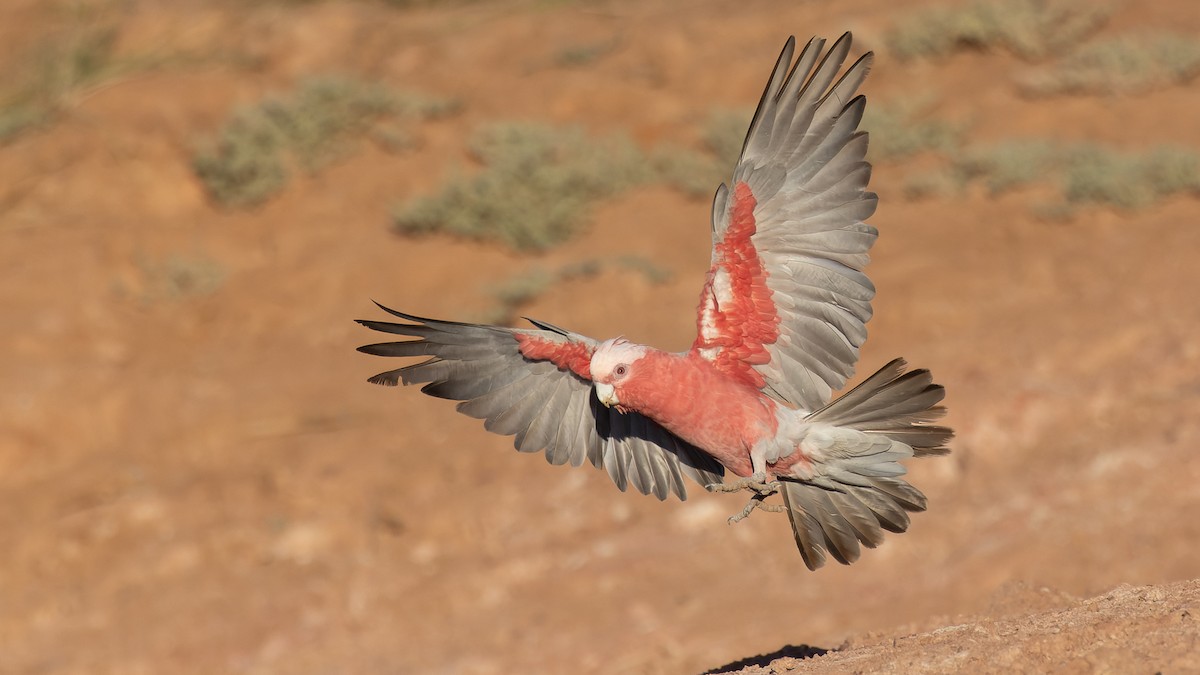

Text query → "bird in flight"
[357,33,951,570]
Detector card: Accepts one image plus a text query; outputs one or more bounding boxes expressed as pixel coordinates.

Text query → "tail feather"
[828,488,887,547]
[782,486,848,569]
[808,357,952,454]
[780,359,952,570]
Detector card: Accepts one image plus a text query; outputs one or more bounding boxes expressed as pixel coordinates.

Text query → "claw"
[706,471,780,496]
[727,492,788,524]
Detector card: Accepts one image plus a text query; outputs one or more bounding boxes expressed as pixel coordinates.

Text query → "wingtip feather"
[367,371,403,386]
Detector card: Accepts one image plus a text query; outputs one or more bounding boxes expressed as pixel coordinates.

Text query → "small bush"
[554,40,618,68]
[0,104,48,142]
[1022,34,1200,96]
[888,0,1111,61]
[393,122,651,251]
[903,169,966,200]
[613,254,672,284]
[651,143,723,198]
[956,139,1059,193]
[194,77,455,207]
[482,256,670,324]
[133,253,227,302]
[492,268,558,313]
[702,108,750,170]
[935,140,1200,210]
[40,25,120,98]
[0,24,121,143]
[1062,145,1200,208]
[193,107,290,208]
[862,102,961,161]
[647,109,750,198]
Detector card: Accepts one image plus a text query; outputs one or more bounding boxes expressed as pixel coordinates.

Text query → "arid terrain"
[2,0,1198,673]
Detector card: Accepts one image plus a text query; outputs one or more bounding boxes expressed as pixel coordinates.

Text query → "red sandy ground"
[1,0,1198,673]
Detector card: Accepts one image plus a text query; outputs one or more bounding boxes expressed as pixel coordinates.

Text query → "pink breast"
[621,352,778,477]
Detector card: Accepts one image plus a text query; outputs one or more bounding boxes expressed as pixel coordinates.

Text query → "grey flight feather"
[708,32,879,411]
[780,359,954,570]
[356,304,725,500]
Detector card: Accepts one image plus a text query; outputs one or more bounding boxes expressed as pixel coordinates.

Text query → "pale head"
[589,337,649,383]
[589,337,648,410]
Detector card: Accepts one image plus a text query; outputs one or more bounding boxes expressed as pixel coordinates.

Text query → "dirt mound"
[715,580,1199,673]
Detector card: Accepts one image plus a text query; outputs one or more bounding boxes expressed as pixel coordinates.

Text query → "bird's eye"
[614,364,628,377]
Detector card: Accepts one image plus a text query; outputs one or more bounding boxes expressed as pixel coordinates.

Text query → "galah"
[357,33,952,570]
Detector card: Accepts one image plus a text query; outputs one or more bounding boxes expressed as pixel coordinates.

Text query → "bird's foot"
[707,471,780,496]
[727,492,787,524]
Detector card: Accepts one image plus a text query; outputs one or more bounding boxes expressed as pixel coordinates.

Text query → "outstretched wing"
[693,33,878,411]
[357,303,724,500]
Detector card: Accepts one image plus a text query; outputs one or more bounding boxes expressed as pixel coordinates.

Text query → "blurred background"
[2,0,1198,672]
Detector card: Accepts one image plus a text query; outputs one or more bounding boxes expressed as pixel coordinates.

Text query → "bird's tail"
[780,358,952,570]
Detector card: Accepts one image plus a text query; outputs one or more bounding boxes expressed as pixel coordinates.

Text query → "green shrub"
[393,122,651,251]
[862,102,961,161]
[702,108,750,169]
[0,24,121,143]
[554,40,618,68]
[645,109,750,198]
[482,256,671,324]
[956,139,1060,193]
[650,143,723,198]
[0,104,48,142]
[933,140,1200,210]
[902,169,966,200]
[1062,145,1200,208]
[194,77,455,206]
[888,0,1111,61]
[1022,34,1200,96]
[613,254,672,284]
[131,253,227,302]
[193,107,290,208]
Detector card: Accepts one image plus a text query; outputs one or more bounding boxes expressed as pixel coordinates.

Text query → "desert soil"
[2,0,1198,673]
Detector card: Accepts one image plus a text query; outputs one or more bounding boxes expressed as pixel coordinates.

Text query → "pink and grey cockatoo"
[358,33,951,570]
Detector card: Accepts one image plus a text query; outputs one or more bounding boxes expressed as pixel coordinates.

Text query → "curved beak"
[594,382,619,408]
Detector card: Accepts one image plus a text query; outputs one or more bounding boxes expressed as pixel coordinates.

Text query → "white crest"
[589,337,649,381]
